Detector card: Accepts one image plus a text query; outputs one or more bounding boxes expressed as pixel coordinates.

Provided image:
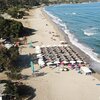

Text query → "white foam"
[43,8,62,24]
[65,12,77,15]
[64,29,100,63]
[72,12,76,15]
[83,27,97,36]
[84,31,95,36]
[44,8,100,63]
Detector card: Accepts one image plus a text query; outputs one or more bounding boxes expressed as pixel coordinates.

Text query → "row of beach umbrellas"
[40,45,84,65]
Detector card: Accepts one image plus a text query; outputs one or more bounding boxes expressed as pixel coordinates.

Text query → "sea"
[44,2,100,73]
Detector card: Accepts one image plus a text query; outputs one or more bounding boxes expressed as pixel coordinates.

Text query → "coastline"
[41,7,100,79]
[42,5,100,74]
[20,7,100,100]
[42,7,91,64]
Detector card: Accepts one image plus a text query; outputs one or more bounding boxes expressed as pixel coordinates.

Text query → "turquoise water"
[44,2,100,63]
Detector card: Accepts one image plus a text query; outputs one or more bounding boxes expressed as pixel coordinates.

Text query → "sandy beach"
[19,7,100,100]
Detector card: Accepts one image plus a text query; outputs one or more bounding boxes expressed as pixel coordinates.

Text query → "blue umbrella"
[30,61,34,73]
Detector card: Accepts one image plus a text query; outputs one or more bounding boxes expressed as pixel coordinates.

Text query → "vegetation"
[3,81,36,100]
[0,0,40,12]
[3,81,20,99]
[5,66,22,80]
[0,17,24,39]
[0,45,22,80]
[0,16,23,80]
[6,7,26,19]
[0,46,19,70]
[0,0,99,16]
[0,0,98,11]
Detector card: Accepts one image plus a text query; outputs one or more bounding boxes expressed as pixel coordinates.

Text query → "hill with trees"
[0,0,100,10]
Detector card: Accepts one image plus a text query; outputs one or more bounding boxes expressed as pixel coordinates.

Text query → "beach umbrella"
[58,44,62,47]
[41,45,45,47]
[54,61,60,64]
[38,59,45,67]
[30,61,34,73]
[35,46,41,53]
[37,54,42,59]
[47,62,53,66]
[47,45,51,47]
[70,60,76,64]
[53,45,57,47]
[62,61,69,64]
[77,60,82,63]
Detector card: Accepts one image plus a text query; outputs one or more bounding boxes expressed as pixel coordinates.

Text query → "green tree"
[3,82,20,100]
[0,17,23,38]
[0,46,19,70]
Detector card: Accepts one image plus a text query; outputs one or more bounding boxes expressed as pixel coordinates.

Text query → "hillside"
[0,0,100,8]
[48,0,99,3]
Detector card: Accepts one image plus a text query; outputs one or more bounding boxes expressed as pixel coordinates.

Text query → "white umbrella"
[60,41,67,44]
[35,46,41,53]
[58,44,62,47]
[47,62,53,66]
[37,54,42,59]
[41,45,45,47]
[53,45,57,47]
[38,59,45,67]
[47,45,51,47]
[63,61,69,64]
[77,60,82,63]
[54,61,60,64]
[70,60,76,64]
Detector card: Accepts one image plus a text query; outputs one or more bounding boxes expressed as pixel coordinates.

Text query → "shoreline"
[20,7,100,100]
[42,7,91,64]
[41,7,100,79]
[42,8,100,75]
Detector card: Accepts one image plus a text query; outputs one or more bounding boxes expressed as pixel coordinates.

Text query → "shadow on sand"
[27,41,39,44]
[18,84,36,100]
[32,72,47,78]
[17,54,32,68]
[19,27,37,37]
[17,53,38,68]
[0,80,36,100]
[23,27,37,36]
